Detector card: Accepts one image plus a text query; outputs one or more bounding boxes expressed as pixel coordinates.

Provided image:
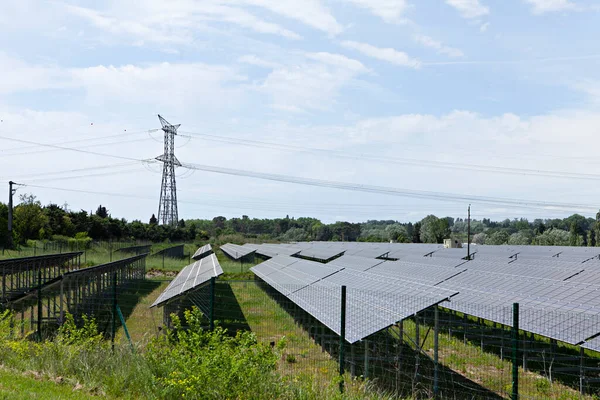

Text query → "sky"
[1,0,600,224]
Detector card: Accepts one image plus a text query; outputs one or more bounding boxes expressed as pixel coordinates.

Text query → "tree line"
[1,194,599,248]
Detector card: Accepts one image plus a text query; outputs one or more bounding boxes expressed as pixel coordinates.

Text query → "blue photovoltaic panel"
[151,254,223,307]
[221,243,256,260]
[367,261,468,286]
[288,269,457,343]
[192,244,213,261]
[327,255,386,271]
[297,247,345,262]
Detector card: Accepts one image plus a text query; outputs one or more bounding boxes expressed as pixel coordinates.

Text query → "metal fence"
[3,267,600,399]
[158,278,600,399]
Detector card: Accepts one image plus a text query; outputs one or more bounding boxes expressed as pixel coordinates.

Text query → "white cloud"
[62,1,302,45]
[238,0,343,35]
[524,0,576,14]
[413,34,464,58]
[0,53,248,113]
[0,53,73,94]
[480,22,490,32]
[341,40,421,69]
[260,52,368,112]
[72,63,246,107]
[61,0,346,45]
[344,0,409,23]
[238,55,281,69]
[445,0,489,18]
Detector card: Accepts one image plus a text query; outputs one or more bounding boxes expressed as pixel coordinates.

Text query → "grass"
[115,279,169,344]
[0,367,97,399]
[397,317,593,400]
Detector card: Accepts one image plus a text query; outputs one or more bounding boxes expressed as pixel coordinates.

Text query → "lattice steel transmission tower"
[156,114,181,226]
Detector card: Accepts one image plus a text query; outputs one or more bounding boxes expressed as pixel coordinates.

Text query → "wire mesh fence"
[3,260,600,399]
[158,279,600,399]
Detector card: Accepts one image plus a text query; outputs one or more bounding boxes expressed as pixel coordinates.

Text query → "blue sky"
[1,0,600,223]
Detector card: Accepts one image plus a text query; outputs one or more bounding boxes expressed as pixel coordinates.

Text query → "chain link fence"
[158,278,600,399]
[3,258,600,399]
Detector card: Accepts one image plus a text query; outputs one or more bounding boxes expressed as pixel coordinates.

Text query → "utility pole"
[7,181,19,249]
[156,115,181,226]
[467,204,471,260]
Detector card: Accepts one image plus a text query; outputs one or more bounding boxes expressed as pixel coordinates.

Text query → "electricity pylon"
[156,115,181,226]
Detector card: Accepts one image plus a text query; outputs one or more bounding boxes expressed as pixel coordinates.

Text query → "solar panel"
[345,247,390,259]
[437,269,600,344]
[583,335,600,352]
[250,255,302,279]
[367,261,468,286]
[151,254,223,307]
[192,244,213,261]
[221,243,256,260]
[399,255,468,268]
[297,247,345,262]
[327,255,386,271]
[288,269,457,343]
[463,259,582,281]
[254,244,302,258]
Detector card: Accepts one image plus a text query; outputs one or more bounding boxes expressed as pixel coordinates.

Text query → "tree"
[13,194,48,243]
[420,215,450,244]
[485,231,509,245]
[412,222,421,243]
[420,215,440,243]
[508,231,531,245]
[95,205,108,219]
[280,227,308,242]
[534,228,570,246]
[385,224,408,242]
[0,202,9,248]
[149,214,158,225]
[472,232,487,245]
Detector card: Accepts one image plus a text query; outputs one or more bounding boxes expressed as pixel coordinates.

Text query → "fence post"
[434,305,439,398]
[580,346,584,397]
[112,271,117,352]
[339,285,347,394]
[512,303,519,400]
[209,277,216,331]
[37,268,42,342]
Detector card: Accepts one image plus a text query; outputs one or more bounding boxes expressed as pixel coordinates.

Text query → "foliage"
[2,195,600,248]
[56,313,103,346]
[146,307,285,399]
[420,215,451,243]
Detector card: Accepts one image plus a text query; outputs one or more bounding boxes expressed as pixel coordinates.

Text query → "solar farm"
[4,241,600,398]
[146,241,600,399]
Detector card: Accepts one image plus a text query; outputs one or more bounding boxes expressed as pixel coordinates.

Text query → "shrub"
[146,307,286,399]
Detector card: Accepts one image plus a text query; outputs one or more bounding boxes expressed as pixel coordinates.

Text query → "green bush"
[146,307,286,399]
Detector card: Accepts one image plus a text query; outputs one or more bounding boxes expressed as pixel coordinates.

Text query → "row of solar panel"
[250,248,600,347]
[151,249,223,308]
[239,241,600,264]
[251,255,457,343]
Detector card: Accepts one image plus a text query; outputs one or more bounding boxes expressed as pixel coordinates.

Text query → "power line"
[4,161,142,181]
[0,135,149,162]
[178,130,600,181]
[0,129,150,153]
[3,130,597,214]
[21,183,580,219]
[180,161,600,213]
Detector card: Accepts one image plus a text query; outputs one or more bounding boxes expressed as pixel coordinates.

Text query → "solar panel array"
[152,254,223,308]
[251,253,458,343]
[220,243,256,260]
[192,244,213,261]
[296,247,345,262]
[248,242,600,348]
